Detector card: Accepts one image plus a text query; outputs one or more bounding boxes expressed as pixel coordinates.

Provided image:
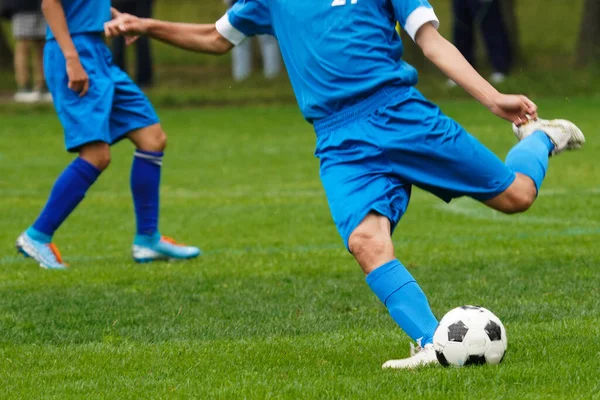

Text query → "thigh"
[108,61,159,145]
[316,120,411,250]
[373,88,515,202]
[44,37,114,152]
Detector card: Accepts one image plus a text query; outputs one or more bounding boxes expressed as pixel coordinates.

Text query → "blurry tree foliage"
[576,0,600,66]
[0,26,12,69]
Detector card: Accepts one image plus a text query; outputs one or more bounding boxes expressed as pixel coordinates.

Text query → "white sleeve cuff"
[404,6,439,42]
[215,14,247,46]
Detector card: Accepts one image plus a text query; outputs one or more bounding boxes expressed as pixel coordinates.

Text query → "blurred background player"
[450,0,512,85]
[224,0,281,82]
[15,0,200,270]
[111,0,154,88]
[1,0,51,103]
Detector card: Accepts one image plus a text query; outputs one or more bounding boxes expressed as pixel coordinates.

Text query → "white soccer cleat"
[382,343,438,370]
[132,235,201,263]
[16,232,68,270]
[512,118,585,155]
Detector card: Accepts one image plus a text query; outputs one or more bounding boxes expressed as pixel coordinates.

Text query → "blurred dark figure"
[112,0,154,87]
[451,0,512,84]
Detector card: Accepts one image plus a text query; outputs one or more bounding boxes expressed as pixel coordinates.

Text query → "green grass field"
[0,97,599,398]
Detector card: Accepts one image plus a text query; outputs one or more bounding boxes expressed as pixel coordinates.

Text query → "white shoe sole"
[132,244,200,263]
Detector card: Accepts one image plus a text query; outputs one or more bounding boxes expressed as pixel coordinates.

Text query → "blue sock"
[131,150,163,240]
[505,130,554,193]
[366,260,439,346]
[28,157,101,243]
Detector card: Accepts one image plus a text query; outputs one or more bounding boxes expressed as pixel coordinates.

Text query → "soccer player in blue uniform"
[105,0,585,368]
[16,0,201,270]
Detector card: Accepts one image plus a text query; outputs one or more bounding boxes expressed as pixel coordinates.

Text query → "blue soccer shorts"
[44,34,159,152]
[313,85,516,249]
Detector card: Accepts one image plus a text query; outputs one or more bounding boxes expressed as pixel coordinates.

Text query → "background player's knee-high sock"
[366,260,438,346]
[505,131,555,193]
[131,150,163,240]
[27,158,101,243]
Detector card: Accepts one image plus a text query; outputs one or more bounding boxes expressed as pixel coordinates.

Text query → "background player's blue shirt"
[216,0,439,122]
[46,0,111,40]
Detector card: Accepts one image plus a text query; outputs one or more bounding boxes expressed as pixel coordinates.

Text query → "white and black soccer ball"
[433,305,507,367]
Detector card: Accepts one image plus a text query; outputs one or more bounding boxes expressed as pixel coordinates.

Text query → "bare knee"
[129,124,167,152]
[485,174,537,214]
[503,191,536,214]
[348,214,395,274]
[79,142,111,171]
[146,129,167,152]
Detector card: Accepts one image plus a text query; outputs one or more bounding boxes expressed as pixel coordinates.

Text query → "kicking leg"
[485,119,585,214]
[348,213,439,369]
[17,142,108,269]
[127,124,200,262]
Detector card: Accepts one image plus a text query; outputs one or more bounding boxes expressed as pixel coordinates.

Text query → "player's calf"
[485,118,586,215]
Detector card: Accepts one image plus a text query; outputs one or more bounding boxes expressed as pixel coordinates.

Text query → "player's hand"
[107,8,140,45]
[104,13,146,45]
[110,7,121,19]
[489,94,538,126]
[66,57,89,97]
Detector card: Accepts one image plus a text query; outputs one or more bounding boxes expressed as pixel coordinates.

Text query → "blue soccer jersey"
[46,0,111,40]
[216,0,439,122]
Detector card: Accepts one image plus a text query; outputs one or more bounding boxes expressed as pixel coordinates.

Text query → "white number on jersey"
[332,0,358,7]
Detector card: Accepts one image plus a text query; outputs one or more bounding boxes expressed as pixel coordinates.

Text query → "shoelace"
[516,115,536,129]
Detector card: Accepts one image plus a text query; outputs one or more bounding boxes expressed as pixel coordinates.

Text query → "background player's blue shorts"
[314,85,516,249]
[44,34,159,152]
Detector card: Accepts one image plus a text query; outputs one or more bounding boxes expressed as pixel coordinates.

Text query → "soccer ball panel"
[463,328,490,356]
[486,314,508,348]
[435,349,450,367]
[447,321,469,342]
[464,354,487,366]
[440,342,469,367]
[485,320,502,341]
[485,340,507,365]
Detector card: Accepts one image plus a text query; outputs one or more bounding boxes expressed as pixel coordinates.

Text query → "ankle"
[26,226,52,244]
[532,130,556,154]
[134,231,161,246]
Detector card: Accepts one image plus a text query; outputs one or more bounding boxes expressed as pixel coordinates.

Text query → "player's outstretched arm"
[104,14,233,55]
[415,23,537,125]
